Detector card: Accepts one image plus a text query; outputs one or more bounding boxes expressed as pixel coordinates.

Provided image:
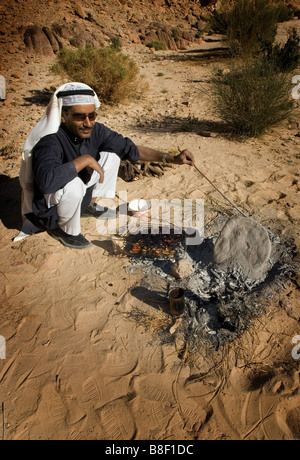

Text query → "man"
[20,82,195,249]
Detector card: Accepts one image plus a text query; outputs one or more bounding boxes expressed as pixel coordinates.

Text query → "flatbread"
[214,216,272,279]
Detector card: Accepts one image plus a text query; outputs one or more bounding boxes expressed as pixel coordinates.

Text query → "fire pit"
[122,217,296,357]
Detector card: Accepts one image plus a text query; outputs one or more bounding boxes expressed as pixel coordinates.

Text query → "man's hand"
[137,145,195,166]
[73,154,104,184]
[172,149,195,166]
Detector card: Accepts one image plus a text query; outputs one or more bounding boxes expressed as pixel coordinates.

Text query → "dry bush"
[52,44,147,105]
[209,0,285,57]
[211,59,293,137]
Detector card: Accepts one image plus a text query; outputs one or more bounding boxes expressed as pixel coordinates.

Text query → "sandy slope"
[0,23,300,440]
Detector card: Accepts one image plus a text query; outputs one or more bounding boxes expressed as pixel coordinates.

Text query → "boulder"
[74,2,88,20]
[42,26,61,54]
[24,26,54,56]
[156,29,177,50]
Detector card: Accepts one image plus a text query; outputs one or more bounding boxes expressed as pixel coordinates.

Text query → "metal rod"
[194,164,248,218]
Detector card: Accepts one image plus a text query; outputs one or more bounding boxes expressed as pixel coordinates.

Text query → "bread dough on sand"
[214,216,272,279]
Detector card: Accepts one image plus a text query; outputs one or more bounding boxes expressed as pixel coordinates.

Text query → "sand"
[0,27,300,440]
[214,216,272,279]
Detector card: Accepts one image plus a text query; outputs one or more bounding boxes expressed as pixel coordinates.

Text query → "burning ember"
[127,232,183,258]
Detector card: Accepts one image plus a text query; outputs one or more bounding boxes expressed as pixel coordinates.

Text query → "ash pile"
[120,216,296,352]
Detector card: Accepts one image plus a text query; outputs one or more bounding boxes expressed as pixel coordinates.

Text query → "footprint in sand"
[83,376,102,402]
[220,366,300,439]
[100,334,139,378]
[102,349,138,378]
[98,398,136,440]
[229,365,275,392]
[13,383,68,440]
[133,373,177,433]
[135,373,176,405]
[75,310,109,336]
[276,396,300,440]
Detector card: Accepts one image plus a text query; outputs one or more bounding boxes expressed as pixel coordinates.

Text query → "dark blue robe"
[27,123,139,230]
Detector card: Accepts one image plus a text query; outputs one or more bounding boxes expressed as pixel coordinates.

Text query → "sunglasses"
[71,112,98,122]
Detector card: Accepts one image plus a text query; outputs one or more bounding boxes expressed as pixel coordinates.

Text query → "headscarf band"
[56,89,95,98]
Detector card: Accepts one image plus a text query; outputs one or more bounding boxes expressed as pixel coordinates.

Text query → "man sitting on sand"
[19,82,195,250]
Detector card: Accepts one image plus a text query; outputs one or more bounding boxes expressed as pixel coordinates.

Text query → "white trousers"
[44,152,121,236]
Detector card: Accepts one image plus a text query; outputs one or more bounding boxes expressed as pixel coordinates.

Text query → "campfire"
[114,217,296,358]
[126,231,184,258]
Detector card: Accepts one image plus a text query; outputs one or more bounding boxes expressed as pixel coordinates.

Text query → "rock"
[52,23,71,40]
[195,20,206,33]
[42,26,61,54]
[288,205,300,221]
[11,73,21,79]
[53,22,100,49]
[24,26,55,56]
[141,22,196,51]
[0,24,9,35]
[170,258,194,280]
[74,2,88,19]
[156,29,177,50]
[180,30,195,42]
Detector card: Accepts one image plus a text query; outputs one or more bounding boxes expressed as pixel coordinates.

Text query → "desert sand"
[0,9,300,440]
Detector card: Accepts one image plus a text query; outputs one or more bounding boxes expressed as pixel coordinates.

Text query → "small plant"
[275,2,294,22]
[261,28,300,73]
[109,36,122,51]
[146,40,167,51]
[52,44,145,105]
[209,0,281,57]
[172,29,179,43]
[211,59,293,137]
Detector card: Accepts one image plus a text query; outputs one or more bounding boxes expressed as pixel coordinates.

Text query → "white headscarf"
[19,82,101,216]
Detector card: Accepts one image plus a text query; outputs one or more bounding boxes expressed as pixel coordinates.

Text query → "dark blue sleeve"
[32,135,78,194]
[95,123,140,162]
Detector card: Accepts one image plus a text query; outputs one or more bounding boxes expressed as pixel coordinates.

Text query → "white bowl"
[128,199,151,217]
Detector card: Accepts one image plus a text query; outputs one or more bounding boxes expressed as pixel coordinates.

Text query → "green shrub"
[274,2,294,22]
[209,0,280,57]
[261,28,300,73]
[52,44,145,105]
[208,6,230,35]
[211,59,293,137]
[109,36,122,51]
[172,29,179,43]
[146,40,167,51]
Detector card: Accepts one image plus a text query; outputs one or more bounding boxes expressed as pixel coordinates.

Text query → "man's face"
[61,104,97,140]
